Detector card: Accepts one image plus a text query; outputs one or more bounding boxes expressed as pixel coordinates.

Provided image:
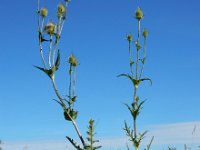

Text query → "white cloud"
[2,121,200,150]
[145,121,200,145]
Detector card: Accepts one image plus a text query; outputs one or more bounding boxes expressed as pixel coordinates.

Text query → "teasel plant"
[35,0,101,149]
[118,2,154,150]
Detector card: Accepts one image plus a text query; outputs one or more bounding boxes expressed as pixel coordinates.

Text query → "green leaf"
[34,65,55,79]
[147,136,154,150]
[52,99,62,106]
[34,65,49,75]
[55,50,60,71]
[64,108,78,121]
[124,103,134,117]
[66,136,83,150]
[139,77,152,86]
[117,73,138,86]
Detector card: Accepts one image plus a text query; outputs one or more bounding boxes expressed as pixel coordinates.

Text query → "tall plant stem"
[128,41,134,77]
[52,17,62,65]
[38,0,47,69]
[48,35,53,67]
[73,67,76,98]
[51,79,86,148]
[133,19,141,150]
[133,86,138,138]
[69,65,73,106]
[139,38,146,79]
[135,20,141,80]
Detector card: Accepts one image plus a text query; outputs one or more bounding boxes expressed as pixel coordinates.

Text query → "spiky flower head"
[68,54,78,67]
[135,7,144,20]
[142,29,148,38]
[44,22,56,35]
[57,4,66,18]
[136,42,141,50]
[40,8,48,17]
[127,34,133,42]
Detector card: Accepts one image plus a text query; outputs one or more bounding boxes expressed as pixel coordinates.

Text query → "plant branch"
[139,37,146,79]
[51,79,86,148]
[38,0,47,69]
[48,35,53,67]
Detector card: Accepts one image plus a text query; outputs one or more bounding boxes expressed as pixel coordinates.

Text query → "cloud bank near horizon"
[2,121,200,150]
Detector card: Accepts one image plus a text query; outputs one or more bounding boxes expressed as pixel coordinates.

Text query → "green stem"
[128,41,134,77]
[52,17,62,65]
[135,49,139,80]
[48,35,53,67]
[73,67,76,98]
[133,86,137,138]
[51,79,86,148]
[139,37,146,79]
[135,20,141,80]
[133,19,141,149]
[37,0,47,69]
[69,65,72,107]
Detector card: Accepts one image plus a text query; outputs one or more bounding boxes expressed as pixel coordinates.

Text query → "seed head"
[40,8,48,17]
[142,29,148,38]
[57,4,66,17]
[68,54,78,67]
[127,34,133,42]
[135,7,144,20]
[44,22,56,35]
[136,42,141,50]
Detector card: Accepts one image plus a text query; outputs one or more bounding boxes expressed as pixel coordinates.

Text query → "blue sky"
[0,0,200,149]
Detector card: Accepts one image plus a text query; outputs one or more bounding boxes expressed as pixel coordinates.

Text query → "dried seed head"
[127,34,133,42]
[136,42,141,50]
[57,4,66,17]
[68,54,78,67]
[44,22,56,35]
[40,8,48,17]
[135,7,144,20]
[142,29,148,38]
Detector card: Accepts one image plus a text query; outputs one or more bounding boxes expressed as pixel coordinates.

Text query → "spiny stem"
[139,37,146,79]
[135,49,139,80]
[60,19,65,35]
[48,35,53,67]
[133,86,137,138]
[41,18,45,33]
[69,64,72,106]
[128,41,134,77]
[73,67,76,98]
[135,20,141,80]
[38,0,47,69]
[51,79,85,148]
[133,19,141,150]
[52,42,59,66]
[52,17,62,65]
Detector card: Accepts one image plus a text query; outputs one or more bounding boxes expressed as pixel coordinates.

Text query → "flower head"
[44,22,56,35]
[142,29,148,38]
[40,8,48,17]
[68,54,78,67]
[127,34,133,42]
[135,7,144,20]
[57,4,66,18]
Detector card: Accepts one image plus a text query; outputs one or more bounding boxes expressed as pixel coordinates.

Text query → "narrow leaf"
[66,136,83,150]
[140,77,152,85]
